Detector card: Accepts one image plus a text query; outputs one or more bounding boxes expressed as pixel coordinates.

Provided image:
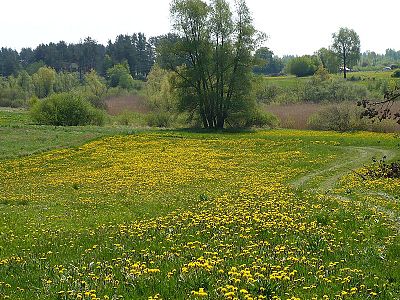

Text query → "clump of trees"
[253,47,284,75]
[156,0,269,129]
[285,56,320,77]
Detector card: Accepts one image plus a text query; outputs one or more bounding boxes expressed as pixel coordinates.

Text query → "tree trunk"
[343,49,347,79]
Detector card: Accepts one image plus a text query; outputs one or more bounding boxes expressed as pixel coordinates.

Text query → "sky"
[1,0,399,56]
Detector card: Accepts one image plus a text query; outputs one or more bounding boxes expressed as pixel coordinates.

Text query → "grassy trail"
[292,146,397,191]
[292,146,400,232]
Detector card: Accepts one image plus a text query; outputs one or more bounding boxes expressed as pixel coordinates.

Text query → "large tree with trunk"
[332,27,360,79]
[158,0,263,129]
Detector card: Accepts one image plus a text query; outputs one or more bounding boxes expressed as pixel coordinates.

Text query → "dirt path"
[291,146,400,231]
[292,146,396,191]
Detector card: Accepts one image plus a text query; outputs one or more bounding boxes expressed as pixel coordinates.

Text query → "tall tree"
[160,0,263,129]
[332,27,360,79]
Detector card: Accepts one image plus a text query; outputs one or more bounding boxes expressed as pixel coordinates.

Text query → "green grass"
[0,110,399,299]
[263,70,400,89]
[0,108,142,160]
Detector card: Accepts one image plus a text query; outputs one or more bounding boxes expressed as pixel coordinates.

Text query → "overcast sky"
[1,0,399,56]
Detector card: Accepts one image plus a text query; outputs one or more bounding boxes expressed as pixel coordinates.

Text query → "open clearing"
[0,116,400,299]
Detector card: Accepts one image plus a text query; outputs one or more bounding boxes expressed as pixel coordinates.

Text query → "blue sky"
[1,0,399,56]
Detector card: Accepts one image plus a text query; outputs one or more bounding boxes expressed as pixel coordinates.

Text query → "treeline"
[0,33,154,79]
[2,32,400,82]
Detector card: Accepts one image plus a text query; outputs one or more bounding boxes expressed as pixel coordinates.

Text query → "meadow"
[262,71,400,89]
[0,110,399,299]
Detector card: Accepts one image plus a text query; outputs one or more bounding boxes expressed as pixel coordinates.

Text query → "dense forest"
[0,34,154,79]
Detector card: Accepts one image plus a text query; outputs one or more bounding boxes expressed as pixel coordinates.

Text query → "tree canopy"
[253,47,284,75]
[157,0,264,129]
[332,27,360,79]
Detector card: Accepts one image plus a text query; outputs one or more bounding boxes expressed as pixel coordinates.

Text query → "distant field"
[263,70,400,89]
[0,110,399,299]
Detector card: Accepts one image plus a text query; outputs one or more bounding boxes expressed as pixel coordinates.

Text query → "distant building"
[339,66,352,72]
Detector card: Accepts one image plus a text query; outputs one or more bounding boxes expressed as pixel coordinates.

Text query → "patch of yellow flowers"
[0,131,397,299]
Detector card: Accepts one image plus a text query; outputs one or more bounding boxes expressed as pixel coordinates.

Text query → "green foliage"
[317,48,340,74]
[251,76,283,104]
[112,111,146,126]
[83,70,108,108]
[163,0,263,129]
[145,111,175,128]
[253,47,284,75]
[392,69,400,78]
[145,64,178,111]
[25,61,46,75]
[54,72,80,93]
[286,56,320,77]
[0,73,33,107]
[32,66,57,98]
[30,93,105,126]
[227,109,279,128]
[303,77,368,102]
[308,103,367,131]
[107,63,136,89]
[106,33,154,79]
[332,27,361,78]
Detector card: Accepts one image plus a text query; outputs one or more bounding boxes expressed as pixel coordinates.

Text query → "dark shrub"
[391,69,400,78]
[228,109,279,129]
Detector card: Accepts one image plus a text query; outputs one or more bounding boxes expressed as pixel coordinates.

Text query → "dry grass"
[264,103,323,130]
[264,102,400,132]
[105,95,150,115]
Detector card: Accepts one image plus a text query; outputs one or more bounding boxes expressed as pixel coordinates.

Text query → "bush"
[227,109,279,129]
[30,93,105,126]
[146,111,174,128]
[303,78,368,102]
[286,56,319,77]
[308,103,367,132]
[254,83,282,103]
[363,157,400,179]
[392,69,400,78]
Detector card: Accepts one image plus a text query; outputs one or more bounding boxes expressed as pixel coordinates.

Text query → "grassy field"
[0,108,144,160]
[263,70,400,88]
[0,110,399,299]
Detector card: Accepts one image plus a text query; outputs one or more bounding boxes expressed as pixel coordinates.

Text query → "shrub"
[30,93,105,126]
[286,56,319,77]
[308,103,367,132]
[363,157,400,179]
[254,83,282,103]
[146,111,174,128]
[227,109,279,129]
[303,79,368,102]
[392,69,400,78]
